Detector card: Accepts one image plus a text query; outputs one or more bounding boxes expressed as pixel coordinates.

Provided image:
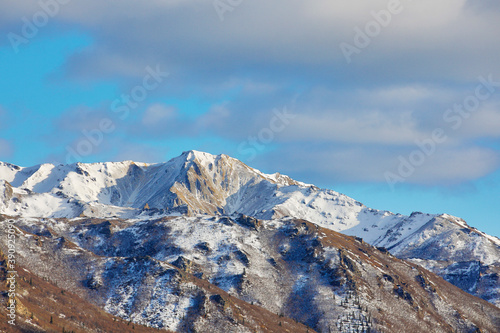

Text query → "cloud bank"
[1,0,499,186]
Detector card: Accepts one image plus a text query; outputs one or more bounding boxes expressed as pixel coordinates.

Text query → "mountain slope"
[0,248,171,333]
[0,215,315,333]
[1,150,499,308]
[2,214,499,333]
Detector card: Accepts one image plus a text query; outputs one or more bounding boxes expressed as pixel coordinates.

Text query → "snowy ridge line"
[1,150,499,307]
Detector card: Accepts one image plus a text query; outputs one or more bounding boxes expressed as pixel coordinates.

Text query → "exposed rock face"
[0,180,13,211]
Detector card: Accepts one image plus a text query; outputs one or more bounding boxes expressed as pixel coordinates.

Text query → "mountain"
[1,150,499,332]
[0,151,312,219]
[3,214,500,332]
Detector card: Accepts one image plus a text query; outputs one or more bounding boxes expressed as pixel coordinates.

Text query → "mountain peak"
[177,150,239,169]
[181,149,216,159]
[0,151,317,218]
[1,150,500,312]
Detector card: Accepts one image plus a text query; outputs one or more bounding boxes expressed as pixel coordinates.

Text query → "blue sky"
[0,0,499,237]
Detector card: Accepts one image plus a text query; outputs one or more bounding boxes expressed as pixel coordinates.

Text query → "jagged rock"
[235,215,261,231]
[172,256,195,274]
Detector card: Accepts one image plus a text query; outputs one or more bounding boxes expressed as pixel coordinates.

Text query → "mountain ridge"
[1,150,499,310]
[3,214,500,332]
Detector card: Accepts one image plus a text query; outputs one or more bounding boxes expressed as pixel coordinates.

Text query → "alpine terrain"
[1,150,499,332]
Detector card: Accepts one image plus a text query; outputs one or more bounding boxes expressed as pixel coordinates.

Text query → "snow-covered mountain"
[4,214,500,332]
[0,151,312,219]
[0,151,461,239]
[1,150,499,331]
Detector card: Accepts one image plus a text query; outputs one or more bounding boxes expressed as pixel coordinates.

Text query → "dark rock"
[236,214,261,231]
[195,242,212,254]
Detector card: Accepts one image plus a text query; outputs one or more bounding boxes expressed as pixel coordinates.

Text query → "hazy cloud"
[0,106,6,129]
[142,104,177,127]
[57,106,112,132]
[0,139,12,158]
[456,104,500,139]
[3,0,499,185]
[112,142,170,164]
[1,0,497,84]
[252,144,500,186]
